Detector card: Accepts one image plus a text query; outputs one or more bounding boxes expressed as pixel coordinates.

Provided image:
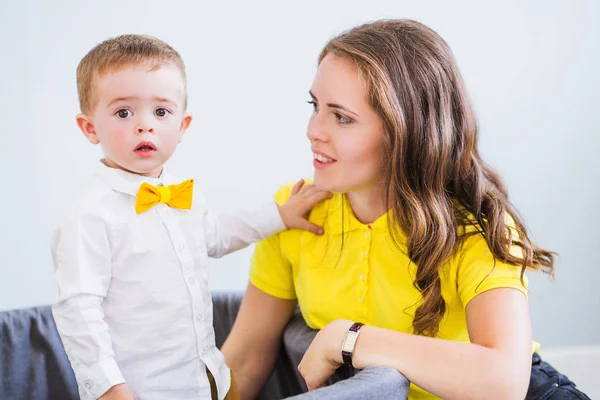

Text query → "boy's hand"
[278,179,332,235]
[98,384,137,400]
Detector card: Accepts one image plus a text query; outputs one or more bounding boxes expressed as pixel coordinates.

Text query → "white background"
[1,0,598,347]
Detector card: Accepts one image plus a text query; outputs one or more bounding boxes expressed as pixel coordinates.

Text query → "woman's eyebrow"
[309,90,359,118]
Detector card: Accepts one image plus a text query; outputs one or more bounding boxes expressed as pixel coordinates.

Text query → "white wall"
[1,0,598,347]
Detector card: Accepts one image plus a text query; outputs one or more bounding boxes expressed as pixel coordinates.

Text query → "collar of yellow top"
[319,193,390,235]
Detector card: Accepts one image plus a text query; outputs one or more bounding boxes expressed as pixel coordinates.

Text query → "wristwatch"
[341,322,365,367]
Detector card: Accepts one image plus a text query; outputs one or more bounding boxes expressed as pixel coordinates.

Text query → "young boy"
[51,34,328,400]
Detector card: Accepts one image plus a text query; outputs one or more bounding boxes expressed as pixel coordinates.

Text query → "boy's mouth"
[134,141,157,157]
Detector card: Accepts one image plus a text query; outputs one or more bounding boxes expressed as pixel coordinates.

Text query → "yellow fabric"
[250,184,536,400]
[135,179,194,214]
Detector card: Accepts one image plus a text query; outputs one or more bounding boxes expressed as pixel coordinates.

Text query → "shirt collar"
[322,193,389,235]
[94,159,181,197]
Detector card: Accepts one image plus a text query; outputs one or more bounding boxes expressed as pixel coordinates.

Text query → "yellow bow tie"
[135,179,194,214]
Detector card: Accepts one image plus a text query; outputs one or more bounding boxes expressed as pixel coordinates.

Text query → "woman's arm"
[299,288,532,400]
[221,283,298,400]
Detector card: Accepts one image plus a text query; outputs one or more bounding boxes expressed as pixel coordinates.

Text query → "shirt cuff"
[256,201,286,238]
[76,357,125,399]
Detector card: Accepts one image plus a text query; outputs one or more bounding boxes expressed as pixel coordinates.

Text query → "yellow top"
[250,184,534,400]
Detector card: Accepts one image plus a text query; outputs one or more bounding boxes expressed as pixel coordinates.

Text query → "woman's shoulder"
[274,180,336,222]
[273,179,331,203]
[454,201,517,236]
[273,181,303,204]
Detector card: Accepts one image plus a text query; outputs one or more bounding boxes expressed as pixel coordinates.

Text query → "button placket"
[358,226,372,304]
[162,208,212,365]
[161,213,193,265]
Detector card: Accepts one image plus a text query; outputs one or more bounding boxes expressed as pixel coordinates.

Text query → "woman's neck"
[345,185,387,225]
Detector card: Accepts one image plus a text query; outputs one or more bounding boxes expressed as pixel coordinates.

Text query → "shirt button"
[202,345,208,356]
[188,277,196,284]
[365,230,371,238]
[361,251,367,259]
[197,312,204,321]
[179,244,187,252]
[359,296,365,303]
[84,381,93,390]
[359,274,366,281]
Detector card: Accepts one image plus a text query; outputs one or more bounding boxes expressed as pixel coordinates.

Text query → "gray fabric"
[282,312,409,399]
[0,305,79,400]
[285,367,410,400]
[212,292,410,400]
[282,311,356,388]
[212,292,305,399]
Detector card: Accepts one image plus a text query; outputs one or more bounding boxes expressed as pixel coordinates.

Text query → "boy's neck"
[101,158,164,179]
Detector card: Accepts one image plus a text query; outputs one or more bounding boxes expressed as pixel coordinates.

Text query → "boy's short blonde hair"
[77,34,187,114]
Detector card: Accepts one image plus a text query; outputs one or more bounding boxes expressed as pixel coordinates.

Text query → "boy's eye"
[116,109,131,118]
[155,108,169,117]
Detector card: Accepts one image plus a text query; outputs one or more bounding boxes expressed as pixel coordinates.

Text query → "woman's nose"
[307,114,329,143]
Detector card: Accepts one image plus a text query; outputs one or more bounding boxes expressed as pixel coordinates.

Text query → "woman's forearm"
[348,326,530,400]
[223,342,279,400]
[221,284,298,400]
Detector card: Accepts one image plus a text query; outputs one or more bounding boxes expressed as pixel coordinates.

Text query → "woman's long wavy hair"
[320,19,555,337]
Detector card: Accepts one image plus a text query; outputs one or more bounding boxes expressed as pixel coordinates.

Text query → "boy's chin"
[105,159,163,178]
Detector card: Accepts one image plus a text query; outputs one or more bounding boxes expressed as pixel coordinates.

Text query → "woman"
[221,19,588,399]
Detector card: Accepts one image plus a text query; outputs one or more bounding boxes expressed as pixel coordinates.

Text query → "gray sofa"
[0,293,409,400]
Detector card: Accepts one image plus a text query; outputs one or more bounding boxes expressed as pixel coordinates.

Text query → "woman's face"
[307,54,386,195]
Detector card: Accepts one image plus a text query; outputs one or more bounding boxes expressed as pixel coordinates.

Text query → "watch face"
[342,331,359,352]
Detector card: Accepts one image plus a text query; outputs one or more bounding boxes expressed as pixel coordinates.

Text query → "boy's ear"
[76,113,100,144]
[178,112,192,143]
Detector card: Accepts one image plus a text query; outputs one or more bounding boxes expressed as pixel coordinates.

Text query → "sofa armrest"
[0,305,78,400]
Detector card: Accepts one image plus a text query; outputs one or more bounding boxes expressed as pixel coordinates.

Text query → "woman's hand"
[297,319,353,391]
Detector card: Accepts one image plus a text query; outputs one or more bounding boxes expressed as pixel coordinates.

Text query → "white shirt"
[51,162,284,400]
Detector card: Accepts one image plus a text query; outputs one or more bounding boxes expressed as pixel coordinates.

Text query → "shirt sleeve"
[456,231,529,309]
[249,184,297,300]
[51,207,125,399]
[201,190,286,258]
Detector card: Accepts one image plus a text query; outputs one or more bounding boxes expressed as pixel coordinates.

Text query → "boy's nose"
[135,114,156,134]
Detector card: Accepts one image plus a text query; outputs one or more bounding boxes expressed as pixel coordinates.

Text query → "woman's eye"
[116,109,131,118]
[307,100,318,111]
[155,108,169,117]
[335,112,351,124]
